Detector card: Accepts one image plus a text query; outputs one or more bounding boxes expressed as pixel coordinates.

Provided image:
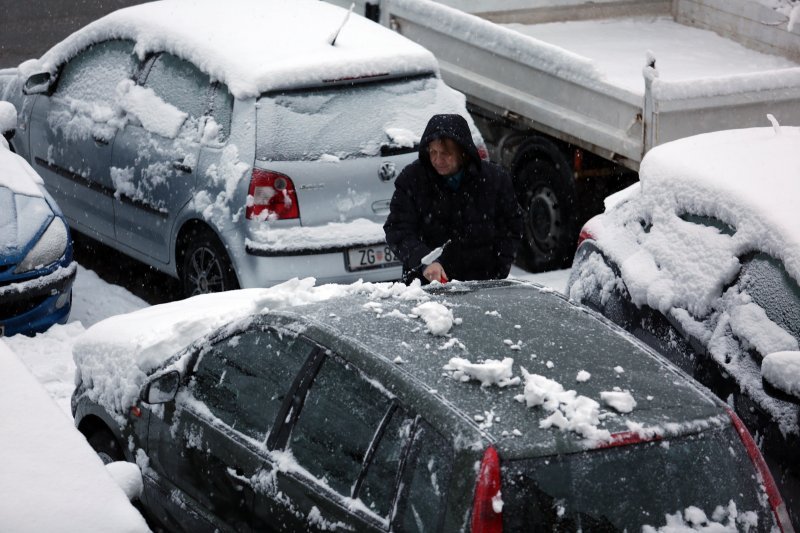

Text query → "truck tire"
[180,227,240,297]
[514,145,577,272]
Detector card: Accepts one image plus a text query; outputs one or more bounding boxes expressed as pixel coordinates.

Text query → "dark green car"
[71,281,790,531]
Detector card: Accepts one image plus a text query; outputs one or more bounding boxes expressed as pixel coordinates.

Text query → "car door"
[110,52,206,262]
[146,326,316,532]
[257,351,414,532]
[28,39,138,239]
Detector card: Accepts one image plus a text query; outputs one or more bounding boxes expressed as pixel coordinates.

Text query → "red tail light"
[477,144,489,161]
[727,407,793,532]
[246,169,299,220]
[576,227,595,248]
[471,446,503,533]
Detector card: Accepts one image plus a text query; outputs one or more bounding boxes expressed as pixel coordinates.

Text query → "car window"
[357,407,415,517]
[143,53,210,121]
[738,253,800,344]
[55,40,136,106]
[396,421,453,533]
[255,75,468,161]
[190,328,314,441]
[207,82,234,142]
[288,355,393,496]
[678,213,735,236]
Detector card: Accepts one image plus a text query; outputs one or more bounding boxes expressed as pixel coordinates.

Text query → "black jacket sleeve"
[383,167,433,272]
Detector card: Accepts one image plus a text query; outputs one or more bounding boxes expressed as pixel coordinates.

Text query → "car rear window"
[501,426,775,531]
[255,76,469,161]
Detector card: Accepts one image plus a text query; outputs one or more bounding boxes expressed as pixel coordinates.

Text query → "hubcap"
[526,185,562,253]
[188,246,225,295]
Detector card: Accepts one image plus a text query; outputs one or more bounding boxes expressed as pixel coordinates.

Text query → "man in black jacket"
[384,114,523,284]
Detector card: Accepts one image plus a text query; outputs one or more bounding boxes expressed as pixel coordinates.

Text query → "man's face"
[428,138,464,177]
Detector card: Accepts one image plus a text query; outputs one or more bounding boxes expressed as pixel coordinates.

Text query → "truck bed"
[383,0,800,169]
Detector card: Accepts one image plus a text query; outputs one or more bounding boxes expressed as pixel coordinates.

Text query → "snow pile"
[0,342,150,533]
[443,357,520,387]
[411,301,454,336]
[105,462,144,501]
[600,389,637,413]
[0,137,45,197]
[74,277,433,417]
[514,368,611,442]
[762,351,800,398]
[27,0,438,99]
[0,100,16,134]
[642,501,758,532]
[569,126,800,435]
[116,80,187,139]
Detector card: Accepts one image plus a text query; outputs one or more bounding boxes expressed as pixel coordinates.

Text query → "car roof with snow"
[616,125,800,282]
[26,0,439,98]
[269,280,726,458]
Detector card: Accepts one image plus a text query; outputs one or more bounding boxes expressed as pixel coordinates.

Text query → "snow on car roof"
[28,0,439,99]
[639,126,800,283]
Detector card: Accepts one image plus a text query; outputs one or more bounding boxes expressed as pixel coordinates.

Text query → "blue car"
[1,102,76,336]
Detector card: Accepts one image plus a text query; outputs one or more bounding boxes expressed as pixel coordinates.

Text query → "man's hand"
[423,262,448,283]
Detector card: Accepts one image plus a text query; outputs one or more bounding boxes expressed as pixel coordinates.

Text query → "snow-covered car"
[71,278,790,532]
[567,124,800,527]
[0,101,76,337]
[0,0,483,297]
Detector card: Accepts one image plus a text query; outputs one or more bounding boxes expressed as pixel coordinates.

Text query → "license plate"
[345,244,400,272]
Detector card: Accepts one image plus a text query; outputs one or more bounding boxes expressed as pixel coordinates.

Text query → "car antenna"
[329,2,355,46]
[766,114,782,135]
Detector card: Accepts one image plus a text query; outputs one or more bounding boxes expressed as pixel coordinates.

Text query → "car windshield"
[255,75,469,161]
[501,425,775,532]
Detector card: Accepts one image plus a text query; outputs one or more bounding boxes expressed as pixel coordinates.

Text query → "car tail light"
[477,144,489,161]
[576,226,595,248]
[727,407,793,532]
[596,430,661,449]
[246,169,299,220]
[471,446,503,533]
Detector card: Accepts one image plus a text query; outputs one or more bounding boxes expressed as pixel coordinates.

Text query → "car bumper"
[236,246,402,288]
[0,261,77,337]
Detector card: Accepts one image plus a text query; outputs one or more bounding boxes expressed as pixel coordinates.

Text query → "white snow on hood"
[0,142,45,197]
[26,0,438,99]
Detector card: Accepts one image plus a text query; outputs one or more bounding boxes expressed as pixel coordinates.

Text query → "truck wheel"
[180,227,239,297]
[515,154,577,272]
[88,428,124,465]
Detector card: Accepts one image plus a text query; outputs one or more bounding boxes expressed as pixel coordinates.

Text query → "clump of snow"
[762,351,800,398]
[116,80,187,138]
[576,370,591,382]
[0,137,45,197]
[514,368,610,442]
[247,218,388,253]
[105,461,144,501]
[443,357,520,387]
[411,301,454,336]
[600,390,637,413]
[0,100,16,134]
[642,500,758,532]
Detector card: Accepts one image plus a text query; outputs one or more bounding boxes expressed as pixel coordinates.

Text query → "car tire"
[180,227,240,297]
[514,150,577,272]
[87,429,124,465]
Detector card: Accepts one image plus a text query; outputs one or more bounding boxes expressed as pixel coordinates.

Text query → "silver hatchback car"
[0,0,482,296]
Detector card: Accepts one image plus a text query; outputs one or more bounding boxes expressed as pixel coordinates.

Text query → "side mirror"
[23,71,53,95]
[0,101,17,139]
[761,351,800,404]
[140,370,180,404]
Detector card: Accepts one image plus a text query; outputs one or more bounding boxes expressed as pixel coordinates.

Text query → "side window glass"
[143,53,210,120]
[55,40,136,105]
[206,82,234,143]
[398,422,453,533]
[289,356,393,496]
[738,253,800,344]
[358,407,415,517]
[191,328,314,441]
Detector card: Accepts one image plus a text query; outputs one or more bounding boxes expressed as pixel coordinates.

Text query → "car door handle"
[173,162,193,173]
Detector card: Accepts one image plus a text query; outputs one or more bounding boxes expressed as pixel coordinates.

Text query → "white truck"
[331,0,800,270]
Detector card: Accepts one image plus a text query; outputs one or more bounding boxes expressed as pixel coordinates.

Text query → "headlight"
[15,217,68,273]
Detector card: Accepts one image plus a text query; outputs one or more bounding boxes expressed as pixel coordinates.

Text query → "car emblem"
[379,161,396,182]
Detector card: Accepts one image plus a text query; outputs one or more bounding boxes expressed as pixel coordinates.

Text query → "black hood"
[418,114,481,172]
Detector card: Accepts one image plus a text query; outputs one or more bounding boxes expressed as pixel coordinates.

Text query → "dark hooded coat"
[384,114,523,283]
